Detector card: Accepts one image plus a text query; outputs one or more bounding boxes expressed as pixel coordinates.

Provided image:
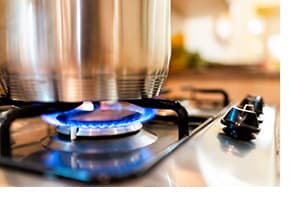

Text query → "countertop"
[164,66,280,108]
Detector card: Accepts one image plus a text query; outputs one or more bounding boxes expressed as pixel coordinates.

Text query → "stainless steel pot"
[1,0,171,102]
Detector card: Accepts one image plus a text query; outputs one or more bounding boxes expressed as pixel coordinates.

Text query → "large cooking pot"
[1,0,171,102]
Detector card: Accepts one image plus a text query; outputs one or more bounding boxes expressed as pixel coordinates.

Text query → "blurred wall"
[172,0,280,66]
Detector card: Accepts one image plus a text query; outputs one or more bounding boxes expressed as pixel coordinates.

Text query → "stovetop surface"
[0,102,279,186]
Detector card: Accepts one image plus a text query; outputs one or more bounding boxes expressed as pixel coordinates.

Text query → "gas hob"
[0,90,279,186]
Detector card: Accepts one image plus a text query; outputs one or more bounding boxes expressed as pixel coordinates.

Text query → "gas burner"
[0,98,191,183]
[41,102,156,139]
[0,92,278,186]
[41,130,157,154]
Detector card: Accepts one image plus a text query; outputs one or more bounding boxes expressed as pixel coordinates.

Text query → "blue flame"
[41,102,156,129]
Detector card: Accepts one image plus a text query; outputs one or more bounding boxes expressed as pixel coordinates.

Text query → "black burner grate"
[0,88,229,184]
[0,98,196,183]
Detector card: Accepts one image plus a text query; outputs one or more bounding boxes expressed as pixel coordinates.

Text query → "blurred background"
[0,0,280,106]
[167,0,280,108]
[170,0,280,72]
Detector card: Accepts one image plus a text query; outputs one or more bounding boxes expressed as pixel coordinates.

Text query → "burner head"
[41,102,156,137]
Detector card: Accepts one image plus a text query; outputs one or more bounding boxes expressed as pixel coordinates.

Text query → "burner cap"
[56,122,143,137]
[41,130,157,154]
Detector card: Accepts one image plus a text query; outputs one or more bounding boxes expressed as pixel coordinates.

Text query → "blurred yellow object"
[169,49,188,73]
[170,33,186,73]
[256,4,279,17]
[171,33,184,48]
[169,33,205,73]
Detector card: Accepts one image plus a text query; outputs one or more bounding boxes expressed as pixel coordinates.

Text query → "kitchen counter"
[164,66,280,108]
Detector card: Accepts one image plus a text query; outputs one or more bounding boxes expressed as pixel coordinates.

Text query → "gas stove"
[0,88,279,186]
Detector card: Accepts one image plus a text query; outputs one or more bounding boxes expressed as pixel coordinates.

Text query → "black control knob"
[239,95,264,116]
[221,106,260,140]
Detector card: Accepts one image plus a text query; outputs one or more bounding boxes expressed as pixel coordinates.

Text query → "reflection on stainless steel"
[41,130,157,154]
[2,0,171,102]
[56,123,142,138]
[24,147,154,184]
[217,133,256,157]
[193,105,278,186]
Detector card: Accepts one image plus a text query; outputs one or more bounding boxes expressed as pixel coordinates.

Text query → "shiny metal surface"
[1,0,171,102]
[55,123,142,137]
[0,105,279,186]
[41,129,157,154]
